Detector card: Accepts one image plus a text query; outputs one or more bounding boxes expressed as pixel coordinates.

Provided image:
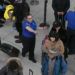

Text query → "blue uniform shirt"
[22,20,37,38]
[64,11,75,30]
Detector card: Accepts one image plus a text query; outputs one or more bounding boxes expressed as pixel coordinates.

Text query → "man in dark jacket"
[14,0,30,43]
[52,0,70,28]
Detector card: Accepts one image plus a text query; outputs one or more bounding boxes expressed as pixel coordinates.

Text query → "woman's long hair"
[49,30,59,41]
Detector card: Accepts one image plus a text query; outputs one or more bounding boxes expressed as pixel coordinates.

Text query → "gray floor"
[0,0,75,75]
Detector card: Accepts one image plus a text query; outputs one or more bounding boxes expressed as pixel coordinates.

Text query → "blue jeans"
[53,56,67,75]
[41,53,49,75]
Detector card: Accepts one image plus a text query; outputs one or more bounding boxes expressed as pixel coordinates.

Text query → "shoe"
[29,58,37,63]
[15,39,22,43]
[0,24,3,28]
[0,19,5,23]
[14,35,19,39]
[22,51,28,57]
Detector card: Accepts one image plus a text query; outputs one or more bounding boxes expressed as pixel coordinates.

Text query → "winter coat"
[42,37,64,59]
[14,2,30,22]
[52,0,70,12]
[51,28,68,46]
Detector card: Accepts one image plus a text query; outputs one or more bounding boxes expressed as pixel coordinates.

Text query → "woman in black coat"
[50,21,68,60]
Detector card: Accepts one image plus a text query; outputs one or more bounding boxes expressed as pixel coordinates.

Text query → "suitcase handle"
[29,69,33,75]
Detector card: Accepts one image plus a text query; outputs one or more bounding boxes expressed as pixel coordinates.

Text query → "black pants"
[15,20,22,36]
[21,35,36,59]
[0,10,4,19]
[64,46,68,59]
[54,12,66,28]
[0,10,5,24]
[67,28,75,54]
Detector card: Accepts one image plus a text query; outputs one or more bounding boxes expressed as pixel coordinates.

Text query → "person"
[50,21,68,59]
[42,31,67,75]
[42,30,64,59]
[14,0,30,43]
[0,0,4,19]
[21,15,37,63]
[52,0,70,28]
[0,0,5,25]
[4,4,15,21]
[0,57,23,75]
[64,9,75,54]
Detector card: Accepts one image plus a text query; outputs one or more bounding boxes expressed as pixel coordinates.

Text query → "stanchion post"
[39,0,49,29]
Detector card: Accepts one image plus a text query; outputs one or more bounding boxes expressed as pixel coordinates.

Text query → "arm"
[42,39,49,53]
[64,13,68,21]
[59,40,65,55]
[26,26,37,34]
[52,0,57,11]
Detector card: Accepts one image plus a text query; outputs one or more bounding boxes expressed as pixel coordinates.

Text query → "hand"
[49,49,57,54]
[57,12,64,15]
[61,12,64,15]
[57,12,61,15]
[34,31,37,34]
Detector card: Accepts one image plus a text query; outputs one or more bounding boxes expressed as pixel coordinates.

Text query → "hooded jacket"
[4,4,15,20]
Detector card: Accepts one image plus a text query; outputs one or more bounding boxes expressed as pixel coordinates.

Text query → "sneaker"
[29,58,37,63]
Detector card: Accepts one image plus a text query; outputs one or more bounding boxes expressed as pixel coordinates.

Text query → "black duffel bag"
[0,43,20,57]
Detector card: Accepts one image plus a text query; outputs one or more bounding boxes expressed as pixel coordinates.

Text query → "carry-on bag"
[0,43,20,57]
[0,38,20,57]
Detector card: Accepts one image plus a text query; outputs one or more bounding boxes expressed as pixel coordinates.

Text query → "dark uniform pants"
[21,35,35,59]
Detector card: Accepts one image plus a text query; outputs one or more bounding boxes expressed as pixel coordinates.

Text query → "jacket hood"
[6,5,14,11]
